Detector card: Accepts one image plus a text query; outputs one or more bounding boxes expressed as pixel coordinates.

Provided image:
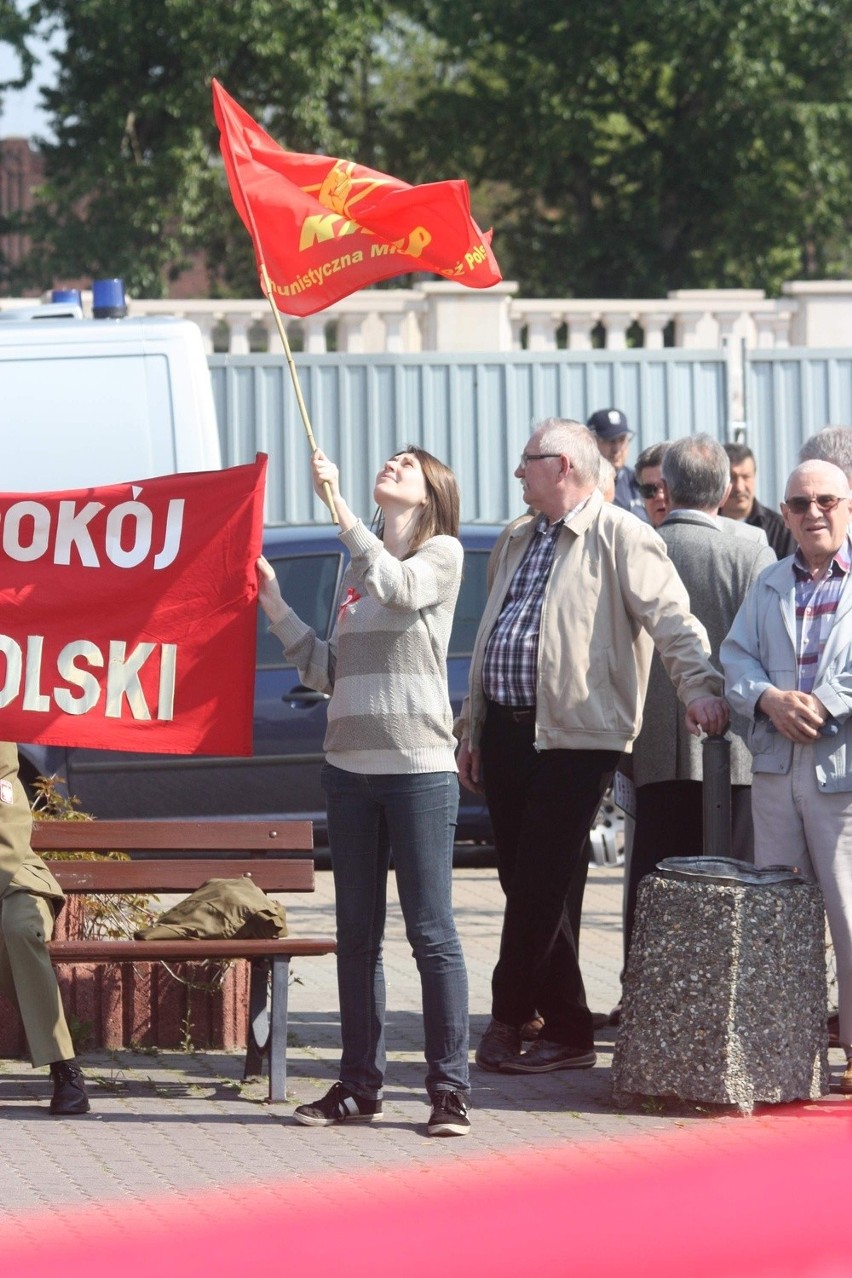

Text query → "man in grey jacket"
[457,418,728,1074]
[625,436,776,963]
[722,459,852,1095]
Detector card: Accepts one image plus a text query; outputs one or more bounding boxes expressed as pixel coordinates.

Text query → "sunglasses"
[784,494,847,515]
[639,481,666,498]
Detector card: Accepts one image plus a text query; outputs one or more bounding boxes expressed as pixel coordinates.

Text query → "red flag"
[0,457,267,755]
[212,79,501,318]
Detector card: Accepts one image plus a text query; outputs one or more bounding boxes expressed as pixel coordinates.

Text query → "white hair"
[534,417,601,485]
[798,426,852,482]
[784,459,850,500]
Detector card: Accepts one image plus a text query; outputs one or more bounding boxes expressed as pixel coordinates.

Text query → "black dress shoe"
[49,1061,91,1116]
[500,1039,597,1073]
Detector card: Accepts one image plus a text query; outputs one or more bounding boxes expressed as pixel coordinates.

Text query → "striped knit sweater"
[269,520,463,775]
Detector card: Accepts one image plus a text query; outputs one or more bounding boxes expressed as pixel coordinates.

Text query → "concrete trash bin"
[611,857,830,1111]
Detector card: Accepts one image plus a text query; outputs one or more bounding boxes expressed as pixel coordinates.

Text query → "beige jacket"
[457,491,721,753]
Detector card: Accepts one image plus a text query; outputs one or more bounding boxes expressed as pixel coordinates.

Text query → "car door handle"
[283,685,331,705]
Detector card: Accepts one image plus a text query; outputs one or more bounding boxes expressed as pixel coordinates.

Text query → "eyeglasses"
[639,481,666,498]
[783,494,847,515]
[519,452,560,467]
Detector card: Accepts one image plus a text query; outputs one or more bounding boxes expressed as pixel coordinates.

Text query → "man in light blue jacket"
[721,459,852,1096]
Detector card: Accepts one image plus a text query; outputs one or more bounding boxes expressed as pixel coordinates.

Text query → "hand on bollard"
[685,695,730,738]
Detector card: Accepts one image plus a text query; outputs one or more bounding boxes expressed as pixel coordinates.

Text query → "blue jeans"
[321,764,469,1101]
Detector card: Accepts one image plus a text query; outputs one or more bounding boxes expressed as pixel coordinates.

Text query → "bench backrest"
[45,858,316,895]
[31,818,313,857]
[33,818,317,896]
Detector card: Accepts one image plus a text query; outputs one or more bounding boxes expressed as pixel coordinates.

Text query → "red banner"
[0,457,267,755]
[212,79,502,317]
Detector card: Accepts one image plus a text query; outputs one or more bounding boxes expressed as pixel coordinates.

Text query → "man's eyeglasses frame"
[519,452,561,467]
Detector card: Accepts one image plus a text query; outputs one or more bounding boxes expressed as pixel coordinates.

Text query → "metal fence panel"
[209,351,729,525]
[746,351,852,510]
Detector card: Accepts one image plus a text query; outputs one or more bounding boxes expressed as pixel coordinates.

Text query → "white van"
[0,302,223,793]
[0,310,222,491]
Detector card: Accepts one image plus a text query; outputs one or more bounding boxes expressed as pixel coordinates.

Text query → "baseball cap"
[586,408,632,441]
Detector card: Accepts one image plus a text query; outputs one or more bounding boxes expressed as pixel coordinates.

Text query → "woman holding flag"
[257,445,471,1136]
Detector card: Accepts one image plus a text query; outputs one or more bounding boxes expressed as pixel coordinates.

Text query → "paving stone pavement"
[1,861,850,1224]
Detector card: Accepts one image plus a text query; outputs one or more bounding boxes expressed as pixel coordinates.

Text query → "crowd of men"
[460,414,852,1098]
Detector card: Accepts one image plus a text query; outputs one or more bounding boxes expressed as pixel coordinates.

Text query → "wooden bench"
[31,819,336,1102]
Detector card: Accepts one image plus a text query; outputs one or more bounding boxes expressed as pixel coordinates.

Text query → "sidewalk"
[1,861,849,1223]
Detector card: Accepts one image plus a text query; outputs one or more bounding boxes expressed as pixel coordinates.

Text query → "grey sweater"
[270,520,462,775]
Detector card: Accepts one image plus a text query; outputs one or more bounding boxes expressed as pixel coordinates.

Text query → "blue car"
[20,524,502,844]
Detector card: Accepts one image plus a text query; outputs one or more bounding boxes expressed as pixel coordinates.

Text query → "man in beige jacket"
[0,742,90,1114]
[457,418,727,1074]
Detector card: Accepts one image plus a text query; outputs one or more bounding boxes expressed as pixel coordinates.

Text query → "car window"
[449,549,490,657]
[256,553,343,667]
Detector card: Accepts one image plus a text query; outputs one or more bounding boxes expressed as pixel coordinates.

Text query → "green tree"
[378,0,852,297]
[0,0,36,98]
[14,0,386,296]
[10,0,852,301]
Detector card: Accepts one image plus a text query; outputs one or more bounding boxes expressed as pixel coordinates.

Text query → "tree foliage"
[378,0,852,296]
[5,0,852,298]
[13,0,386,295]
[0,0,37,127]
[0,0,36,87]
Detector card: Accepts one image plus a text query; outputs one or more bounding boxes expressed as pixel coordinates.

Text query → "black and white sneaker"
[427,1090,471,1137]
[294,1081,383,1127]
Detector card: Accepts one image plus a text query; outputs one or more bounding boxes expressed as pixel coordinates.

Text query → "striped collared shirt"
[482,503,587,705]
[792,536,852,692]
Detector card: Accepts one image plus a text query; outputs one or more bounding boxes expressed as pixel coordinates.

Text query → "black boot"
[49,1060,91,1116]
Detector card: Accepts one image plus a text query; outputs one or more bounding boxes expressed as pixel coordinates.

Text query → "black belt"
[487,701,536,725]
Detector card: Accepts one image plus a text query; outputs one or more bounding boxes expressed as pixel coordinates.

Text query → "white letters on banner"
[0,488,185,570]
[0,634,177,721]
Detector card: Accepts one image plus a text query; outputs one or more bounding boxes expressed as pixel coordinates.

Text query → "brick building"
[0,136,43,284]
[0,134,209,297]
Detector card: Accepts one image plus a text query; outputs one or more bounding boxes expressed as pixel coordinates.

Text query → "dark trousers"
[568,839,590,956]
[624,779,754,965]
[480,706,619,1048]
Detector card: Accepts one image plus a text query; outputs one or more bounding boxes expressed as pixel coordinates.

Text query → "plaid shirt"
[482,509,581,706]
[792,536,852,693]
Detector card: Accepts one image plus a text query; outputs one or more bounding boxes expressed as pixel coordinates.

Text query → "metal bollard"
[702,734,732,859]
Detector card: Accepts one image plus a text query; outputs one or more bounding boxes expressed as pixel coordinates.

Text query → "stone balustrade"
[2,278,848,354]
[513,290,798,352]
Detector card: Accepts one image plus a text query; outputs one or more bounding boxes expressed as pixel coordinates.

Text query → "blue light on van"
[51,288,83,306]
[92,278,127,319]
